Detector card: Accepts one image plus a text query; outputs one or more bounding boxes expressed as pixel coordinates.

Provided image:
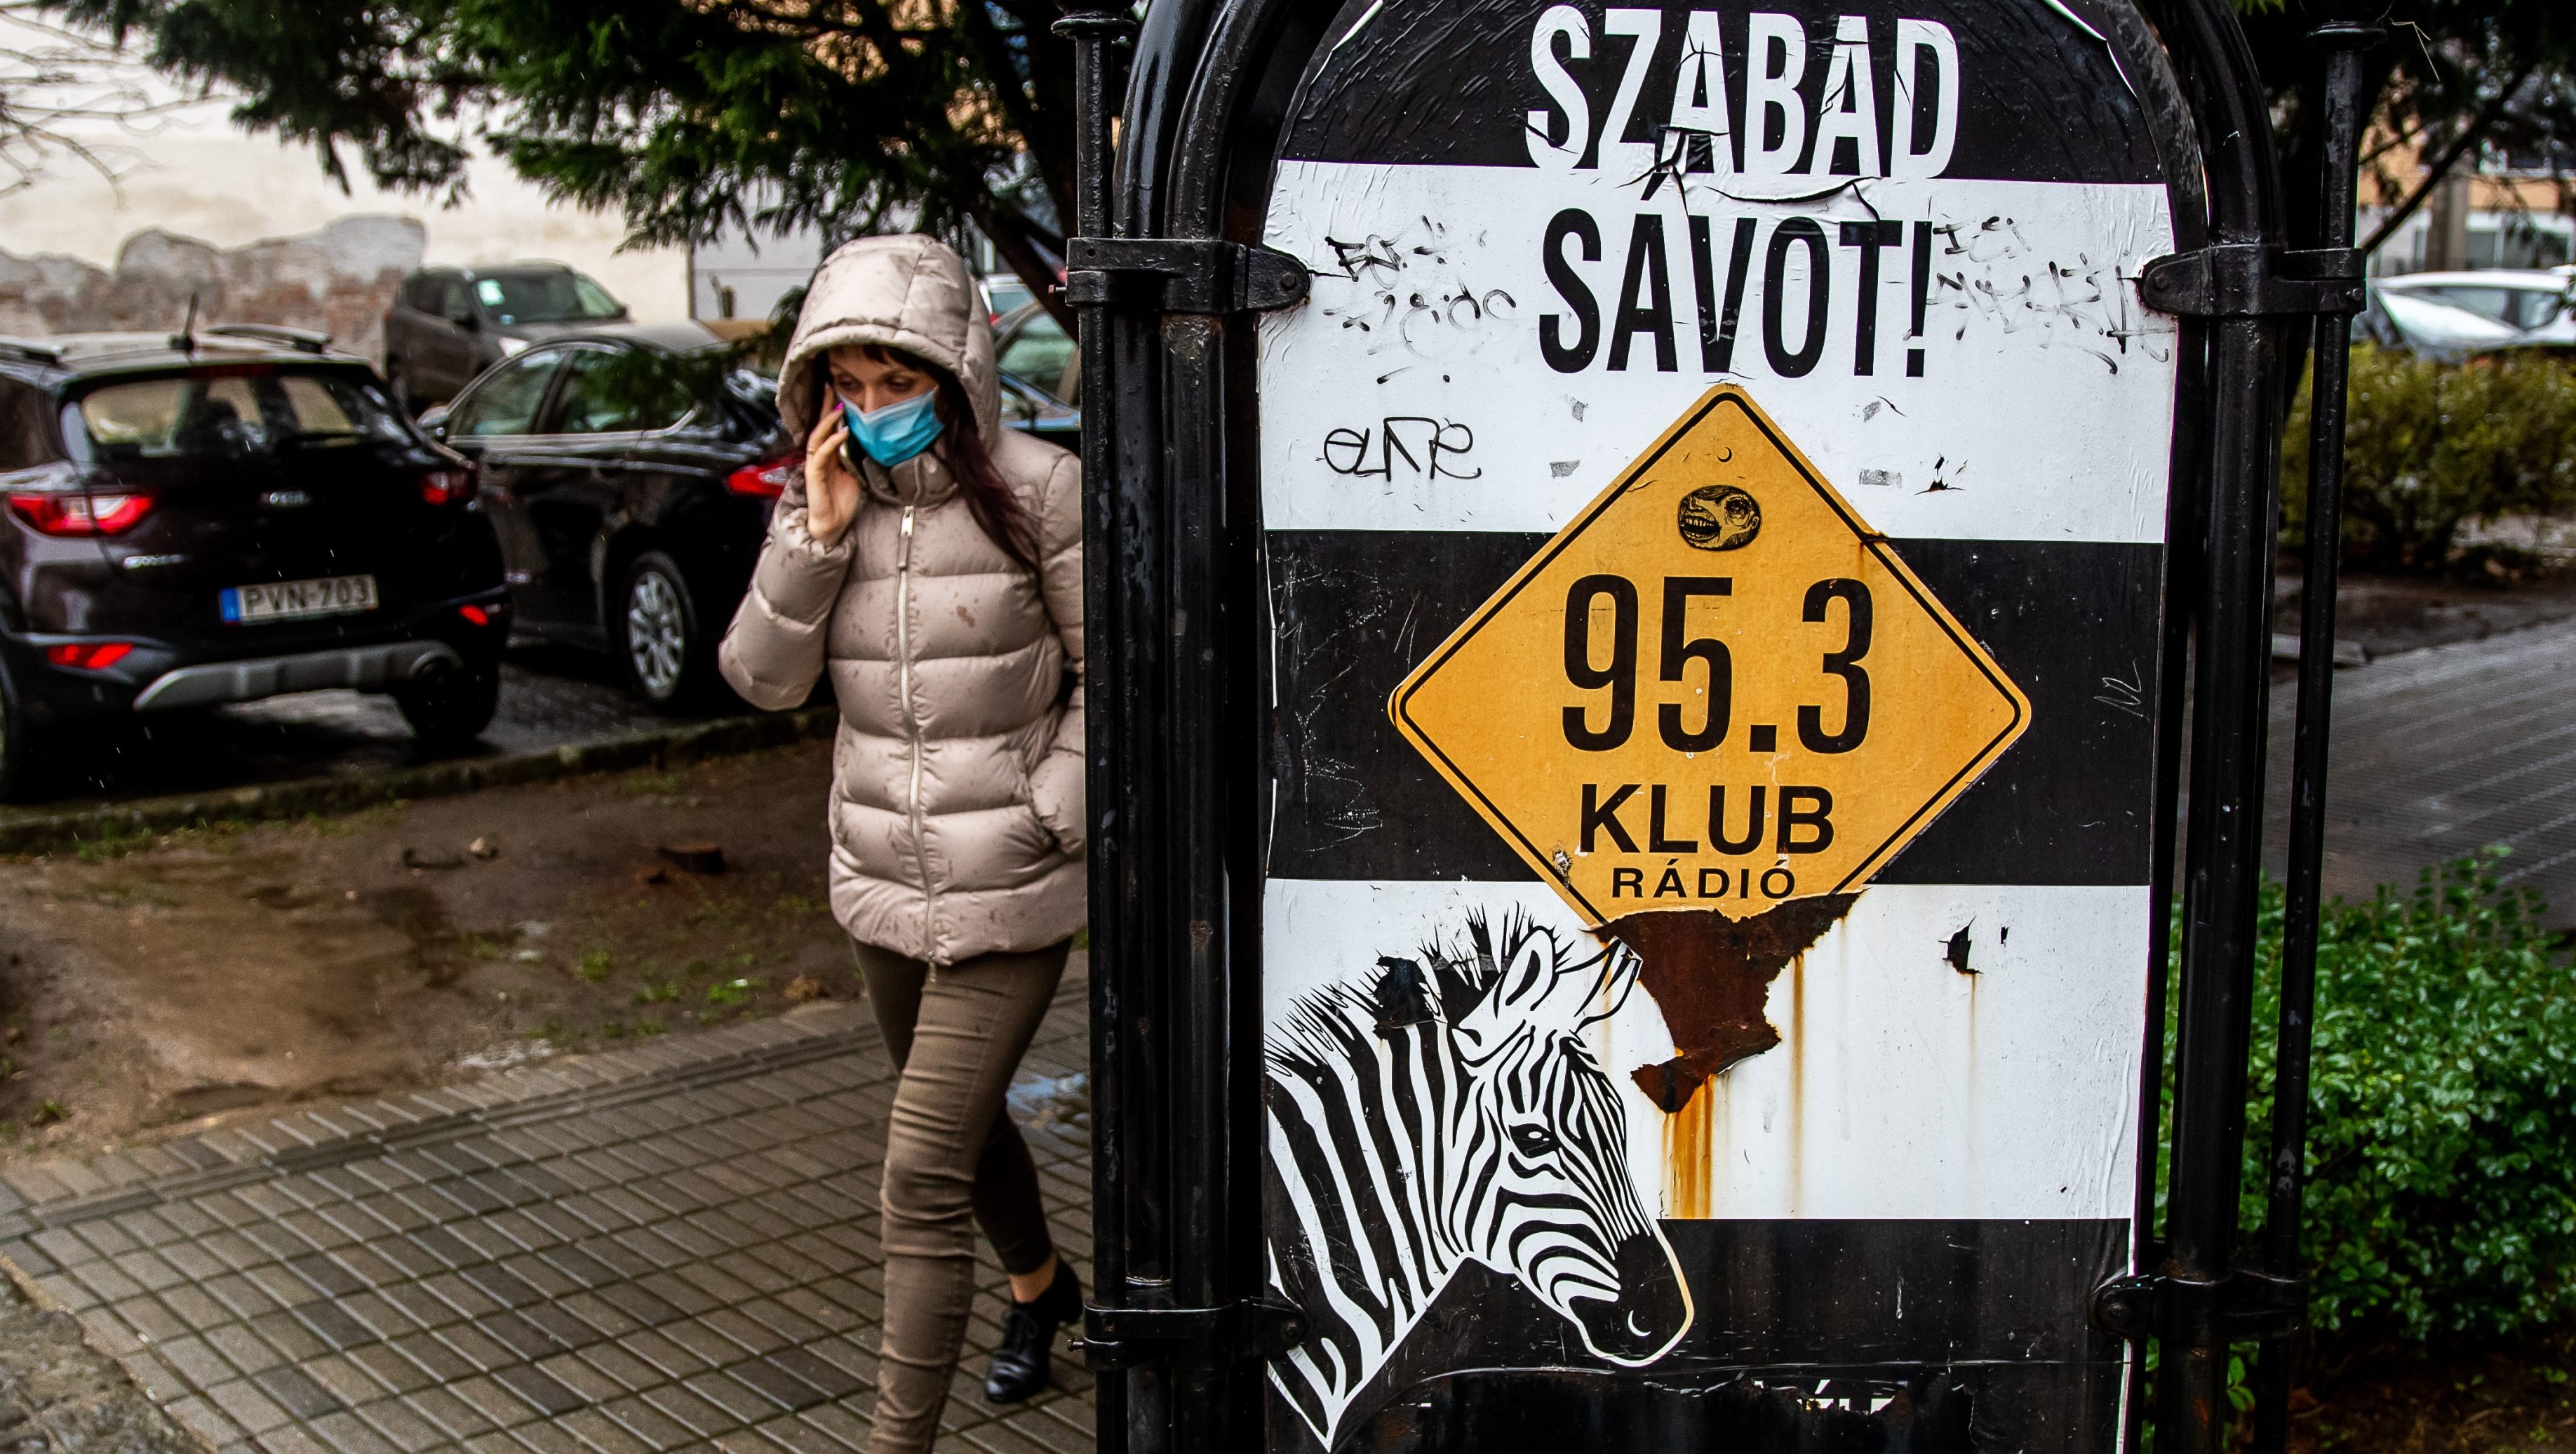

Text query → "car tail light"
[8,492,153,536]
[459,603,493,627]
[727,456,799,499]
[420,468,476,505]
[45,642,133,670]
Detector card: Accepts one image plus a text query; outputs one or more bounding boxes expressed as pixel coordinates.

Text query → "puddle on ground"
[455,1041,556,1074]
[166,1082,274,1118]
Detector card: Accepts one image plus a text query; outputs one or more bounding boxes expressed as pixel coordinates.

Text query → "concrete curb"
[0,706,836,857]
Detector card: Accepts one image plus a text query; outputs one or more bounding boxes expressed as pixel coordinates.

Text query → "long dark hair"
[826,345,1039,574]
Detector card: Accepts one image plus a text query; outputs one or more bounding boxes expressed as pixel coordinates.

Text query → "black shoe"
[986,1262,1082,1404]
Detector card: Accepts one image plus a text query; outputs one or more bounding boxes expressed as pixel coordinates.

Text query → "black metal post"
[2128,331,2207,1454]
[1052,4,1142,1450]
[2152,3,2289,1452]
[2250,24,2381,1454]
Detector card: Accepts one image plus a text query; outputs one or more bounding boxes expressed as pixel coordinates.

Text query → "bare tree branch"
[0,3,194,197]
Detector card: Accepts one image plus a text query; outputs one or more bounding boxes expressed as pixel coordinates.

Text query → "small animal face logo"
[1677,484,1760,550]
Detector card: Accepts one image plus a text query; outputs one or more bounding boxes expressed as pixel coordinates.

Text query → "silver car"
[2368,267,2576,356]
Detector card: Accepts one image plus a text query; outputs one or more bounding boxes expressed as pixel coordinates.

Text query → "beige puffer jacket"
[718,235,1085,964]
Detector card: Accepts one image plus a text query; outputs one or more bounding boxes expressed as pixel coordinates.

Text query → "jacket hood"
[775,234,1000,446]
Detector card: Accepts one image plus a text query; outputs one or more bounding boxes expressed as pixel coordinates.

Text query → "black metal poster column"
[1056,0,2367,1449]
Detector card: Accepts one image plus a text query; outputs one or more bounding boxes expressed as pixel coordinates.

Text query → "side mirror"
[418,404,451,440]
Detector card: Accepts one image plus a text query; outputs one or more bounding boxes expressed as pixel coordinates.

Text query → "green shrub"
[2208,853,2576,1341]
[2281,345,2576,571]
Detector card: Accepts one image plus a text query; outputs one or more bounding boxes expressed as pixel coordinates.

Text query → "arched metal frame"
[1055,0,2376,1447]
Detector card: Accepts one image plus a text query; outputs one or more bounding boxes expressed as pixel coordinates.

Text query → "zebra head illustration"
[1266,911,1693,1443]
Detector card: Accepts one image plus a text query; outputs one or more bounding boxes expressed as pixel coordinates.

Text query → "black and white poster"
[1254,0,2183,1448]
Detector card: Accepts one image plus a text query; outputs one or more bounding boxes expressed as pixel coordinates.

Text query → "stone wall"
[0,215,424,364]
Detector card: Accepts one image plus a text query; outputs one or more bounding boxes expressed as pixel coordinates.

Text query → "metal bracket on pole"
[1064,237,1313,314]
[2091,1269,2306,1345]
[2137,244,2366,318]
[1076,1299,1309,1370]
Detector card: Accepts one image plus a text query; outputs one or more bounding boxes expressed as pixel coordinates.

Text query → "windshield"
[73,369,412,460]
[2416,284,2570,331]
[475,272,625,326]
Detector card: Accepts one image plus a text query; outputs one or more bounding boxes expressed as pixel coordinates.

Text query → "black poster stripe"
[1298,1363,2107,1454]
[1266,530,2159,884]
[1266,1216,2128,1454]
[1281,0,2166,185]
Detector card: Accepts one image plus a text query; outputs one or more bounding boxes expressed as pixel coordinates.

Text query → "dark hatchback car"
[382,263,629,411]
[424,320,1078,712]
[420,323,792,711]
[0,326,509,797]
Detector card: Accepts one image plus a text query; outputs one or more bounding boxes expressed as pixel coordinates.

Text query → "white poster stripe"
[1259,162,2180,543]
[1263,876,2145,1222]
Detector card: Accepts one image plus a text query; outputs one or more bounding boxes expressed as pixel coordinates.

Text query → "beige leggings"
[852,938,1069,1453]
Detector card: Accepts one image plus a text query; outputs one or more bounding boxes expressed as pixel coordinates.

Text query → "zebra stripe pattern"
[1264,910,1693,1443]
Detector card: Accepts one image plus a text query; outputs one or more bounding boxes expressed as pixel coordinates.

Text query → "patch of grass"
[622,771,686,798]
[290,802,400,837]
[159,815,254,849]
[633,1019,666,1036]
[687,899,748,931]
[575,949,614,983]
[72,821,154,864]
[463,935,510,961]
[776,893,823,915]
[633,978,680,1005]
[29,1100,65,1126]
[705,977,763,1008]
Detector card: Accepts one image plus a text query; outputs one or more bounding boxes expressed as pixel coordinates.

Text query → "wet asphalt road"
[20,643,713,811]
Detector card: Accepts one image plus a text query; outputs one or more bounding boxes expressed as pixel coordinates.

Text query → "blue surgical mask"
[839,389,944,467]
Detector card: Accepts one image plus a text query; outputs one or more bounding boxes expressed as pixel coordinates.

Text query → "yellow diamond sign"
[1390,385,2032,925]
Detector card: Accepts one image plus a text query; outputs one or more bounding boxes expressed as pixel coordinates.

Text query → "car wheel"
[617,552,713,713]
[394,650,501,747]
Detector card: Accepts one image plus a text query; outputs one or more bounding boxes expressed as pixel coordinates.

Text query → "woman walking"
[719,234,1085,1450]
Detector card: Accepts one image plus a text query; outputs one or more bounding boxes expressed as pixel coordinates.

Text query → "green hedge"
[2282,345,2576,572]
[2203,853,2576,1342]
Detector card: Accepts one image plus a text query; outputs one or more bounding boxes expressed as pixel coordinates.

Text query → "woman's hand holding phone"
[805,407,864,547]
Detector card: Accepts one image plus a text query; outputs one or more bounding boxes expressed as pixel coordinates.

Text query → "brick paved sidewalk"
[2265,615,2576,921]
[0,969,1097,1454]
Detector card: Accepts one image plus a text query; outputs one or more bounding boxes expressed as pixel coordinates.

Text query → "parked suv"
[420,322,789,711]
[0,325,510,798]
[382,262,629,411]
